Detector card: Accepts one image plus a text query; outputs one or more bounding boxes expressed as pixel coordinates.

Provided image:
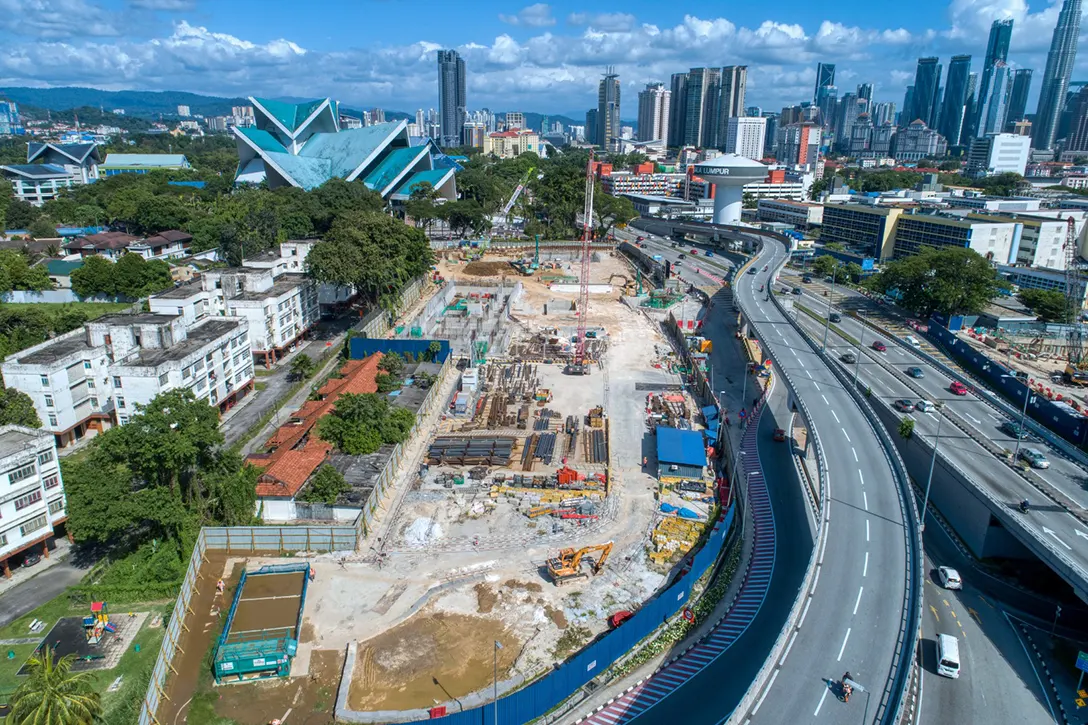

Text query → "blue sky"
[0,0,1084,116]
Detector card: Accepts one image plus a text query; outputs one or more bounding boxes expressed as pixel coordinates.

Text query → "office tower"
[585,109,598,145]
[0,101,19,135]
[177,105,190,117]
[746,106,762,117]
[1063,86,1088,157]
[857,83,874,103]
[1034,0,1083,150]
[814,63,836,103]
[978,61,1011,136]
[910,57,942,128]
[683,67,721,147]
[763,113,779,156]
[974,19,1013,135]
[598,67,621,151]
[668,73,688,147]
[437,49,466,147]
[901,86,915,126]
[817,85,838,128]
[939,55,972,146]
[503,111,524,130]
[1006,70,1033,128]
[724,116,767,159]
[872,102,896,127]
[540,115,549,134]
[836,94,866,151]
[962,73,979,139]
[415,109,425,131]
[637,83,671,142]
[717,65,748,145]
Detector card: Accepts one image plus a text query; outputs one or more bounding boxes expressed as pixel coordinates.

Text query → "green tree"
[377,353,405,377]
[290,354,317,381]
[823,242,845,252]
[742,192,757,209]
[867,247,1009,317]
[898,417,915,439]
[808,178,828,200]
[317,393,415,454]
[6,199,40,229]
[70,255,116,298]
[299,464,349,505]
[9,646,102,725]
[594,192,638,237]
[375,372,399,393]
[811,255,839,279]
[0,249,52,292]
[1018,288,1071,323]
[0,387,41,427]
[843,262,864,283]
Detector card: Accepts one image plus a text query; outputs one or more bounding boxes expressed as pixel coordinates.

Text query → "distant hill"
[0,87,249,118]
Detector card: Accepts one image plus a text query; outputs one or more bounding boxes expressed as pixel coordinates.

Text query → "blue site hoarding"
[348,338,452,363]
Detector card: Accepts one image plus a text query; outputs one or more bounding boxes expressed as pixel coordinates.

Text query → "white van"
[937,633,960,678]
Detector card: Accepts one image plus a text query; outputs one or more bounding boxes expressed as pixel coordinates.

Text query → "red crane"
[569,150,596,375]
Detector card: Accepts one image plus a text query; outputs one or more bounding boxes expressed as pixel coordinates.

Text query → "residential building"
[966,133,1031,178]
[149,252,319,368]
[871,102,896,127]
[668,73,688,147]
[975,18,1014,137]
[437,49,467,148]
[909,57,943,128]
[939,55,973,147]
[598,68,622,152]
[637,83,670,142]
[717,66,748,143]
[891,211,1018,261]
[892,120,948,161]
[100,153,191,176]
[757,199,824,228]
[233,97,457,202]
[778,123,821,166]
[982,213,1069,269]
[177,105,191,117]
[848,113,874,156]
[0,425,66,576]
[483,129,539,158]
[724,116,767,160]
[0,101,21,135]
[870,123,897,157]
[462,122,486,149]
[835,94,866,152]
[1,314,252,448]
[1034,0,1082,150]
[683,67,720,148]
[1006,69,1034,127]
[820,204,905,259]
[63,230,192,261]
[504,112,525,130]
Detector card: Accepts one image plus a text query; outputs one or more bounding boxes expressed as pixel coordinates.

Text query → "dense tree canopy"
[0,304,93,360]
[0,387,40,427]
[1018,288,1071,323]
[317,392,416,455]
[0,249,51,293]
[70,254,173,299]
[865,247,1010,317]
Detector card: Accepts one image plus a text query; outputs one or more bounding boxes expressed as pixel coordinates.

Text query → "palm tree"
[9,646,102,725]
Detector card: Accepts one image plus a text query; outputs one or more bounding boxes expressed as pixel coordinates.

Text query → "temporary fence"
[139,524,360,725]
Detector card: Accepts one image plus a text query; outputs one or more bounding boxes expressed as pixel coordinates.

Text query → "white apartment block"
[966,133,1031,179]
[1,315,253,449]
[0,425,67,574]
[149,246,320,368]
[757,199,824,228]
[725,117,767,161]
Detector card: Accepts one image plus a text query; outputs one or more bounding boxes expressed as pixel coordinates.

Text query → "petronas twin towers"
[1034,0,1083,151]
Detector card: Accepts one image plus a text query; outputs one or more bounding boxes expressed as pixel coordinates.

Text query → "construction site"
[159,157,729,724]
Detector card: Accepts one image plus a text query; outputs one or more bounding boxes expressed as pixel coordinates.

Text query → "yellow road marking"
[967,607,981,624]
[930,605,940,623]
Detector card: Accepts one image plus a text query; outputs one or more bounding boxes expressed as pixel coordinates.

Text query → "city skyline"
[1,1,1085,117]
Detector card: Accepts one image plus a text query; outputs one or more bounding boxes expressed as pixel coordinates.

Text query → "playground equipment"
[83,602,116,645]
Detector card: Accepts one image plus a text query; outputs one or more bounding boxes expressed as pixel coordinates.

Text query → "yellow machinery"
[1065,362,1088,386]
[546,542,614,586]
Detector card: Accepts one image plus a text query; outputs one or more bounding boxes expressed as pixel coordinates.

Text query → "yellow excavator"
[546,542,614,586]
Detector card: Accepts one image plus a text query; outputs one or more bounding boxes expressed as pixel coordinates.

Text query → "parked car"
[1019,448,1050,469]
[841,352,857,364]
[872,340,887,352]
[22,552,42,568]
[938,566,963,590]
[916,399,937,412]
[894,399,915,412]
[949,381,969,396]
[907,366,925,378]
[829,312,842,322]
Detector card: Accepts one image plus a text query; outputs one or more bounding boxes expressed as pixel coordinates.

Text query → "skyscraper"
[683,67,721,147]
[668,73,688,147]
[1006,69,1033,127]
[1062,86,1088,158]
[978,61,1012,136]
[814,63,836,103]
[597,67,621,151]
[585,109,598,145]
[901,86,915,127]
[1034,0,1082,150]
[962,73,979,139]
[910,57,942,128]
[872,102,896,127]
[939,55,972,147]
[717,65,748,146]
[437,49,466,148]
[857,83,874,103]
[973,19,1014,133]
[637,83,671,142]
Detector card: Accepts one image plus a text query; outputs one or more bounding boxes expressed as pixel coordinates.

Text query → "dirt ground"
[462,260,516,277]
[211,648,343,725]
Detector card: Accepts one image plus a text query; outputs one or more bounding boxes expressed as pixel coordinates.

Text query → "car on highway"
[824,275,834,282]
[841,352,857,364]
[679,253,686,259]
[1001,419,1029,438]
[802,275,812,283]
[1019,447,1050,469]
[894,399,915,412]
[938,566,962,590]
[705,251,714,257]
[690,249,699,255]
[773,428,788,442]
[916,400,937,412]
[906,366,925,378]
[747,267,758,275]
[829,312,841,322]
[904,334,921,347]
[636,236,644,242]
[872,340,887,352]
[672,242,678,248]
[949,381,969,396]
[791,287,802,295]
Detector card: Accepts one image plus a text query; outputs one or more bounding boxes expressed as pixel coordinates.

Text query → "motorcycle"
[1018,499,1030,513]
[759,284,764,291]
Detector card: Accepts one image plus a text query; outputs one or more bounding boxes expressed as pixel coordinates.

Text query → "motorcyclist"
[1019,499,1030,513]
[759,284,764,291]
[841,672,853,702]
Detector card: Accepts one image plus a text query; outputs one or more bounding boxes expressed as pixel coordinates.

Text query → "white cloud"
[0,0,119,38]
[567,12,638,32]
[499,3,555,28]
[127,0,195,9]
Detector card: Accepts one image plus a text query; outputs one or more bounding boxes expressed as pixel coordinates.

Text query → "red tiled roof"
[255,440,332,497]
[65,232,139,250]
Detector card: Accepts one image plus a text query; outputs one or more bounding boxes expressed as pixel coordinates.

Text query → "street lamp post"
[493,640,503,724]
[1012,383,1032,464]
[920,405,945,533]
[821,266,839,352]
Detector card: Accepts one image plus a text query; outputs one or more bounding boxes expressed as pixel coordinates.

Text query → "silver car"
[1018,448,1050,469]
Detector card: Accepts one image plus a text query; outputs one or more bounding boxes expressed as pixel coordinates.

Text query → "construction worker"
[216,579,225,595]
[308,566,315,582]
[642,456,648,468]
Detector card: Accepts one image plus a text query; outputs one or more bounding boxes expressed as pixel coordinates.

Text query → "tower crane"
[565,151,595,375]
[1062,216,1088,384]
[501,166,536,219]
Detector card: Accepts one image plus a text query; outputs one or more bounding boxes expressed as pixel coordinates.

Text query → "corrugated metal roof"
[656,426,707,467]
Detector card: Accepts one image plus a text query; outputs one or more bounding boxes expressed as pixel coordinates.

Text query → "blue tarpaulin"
[656,426,707,467]
[701,405,719,421]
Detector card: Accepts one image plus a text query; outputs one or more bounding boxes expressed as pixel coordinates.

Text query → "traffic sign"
[1076,651,1088,674]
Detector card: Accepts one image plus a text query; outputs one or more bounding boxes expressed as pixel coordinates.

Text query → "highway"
[629,230,915,724]
[778,274,1088,594]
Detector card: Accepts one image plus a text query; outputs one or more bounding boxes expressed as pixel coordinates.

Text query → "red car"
[872,340,887,352]
[950,381,969,396]
[690,249,699,255]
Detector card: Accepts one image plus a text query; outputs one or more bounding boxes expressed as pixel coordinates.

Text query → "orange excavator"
[546,542,614,586]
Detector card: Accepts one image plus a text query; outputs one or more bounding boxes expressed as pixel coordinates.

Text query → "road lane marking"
[930,605,940,623]
[781,630,798,665]
[813,382,821,391]
[964,412,981,424]
[863,491,869,510]
[842,428,851,442]
[806,369,812,378]
[799,597,812,628]
[859,471,864,486]
[1043,526,1072,550]
[752,668,779,715]
[852,448,858,462]
[863,552,869,577]
[836,628,851,661]
[814,687,830,717]
[832,410,840,423]
[866,519,870,541]
[822,395,829,405]
[853,587,864,615]
[1003,611,1058,724]
[800,359,806,368]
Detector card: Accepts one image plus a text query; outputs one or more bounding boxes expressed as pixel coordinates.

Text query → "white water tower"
[692,154,768,225]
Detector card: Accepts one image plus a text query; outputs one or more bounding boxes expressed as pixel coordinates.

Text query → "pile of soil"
[463,261,514,277]
[475,582,497,613]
